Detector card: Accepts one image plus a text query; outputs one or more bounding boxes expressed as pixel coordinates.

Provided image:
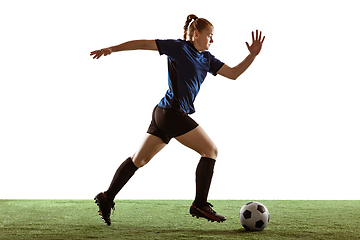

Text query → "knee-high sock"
[105,157,138,201]
[194,157,216,207]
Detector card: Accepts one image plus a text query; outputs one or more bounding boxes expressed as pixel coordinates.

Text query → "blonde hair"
[183,14,213,40]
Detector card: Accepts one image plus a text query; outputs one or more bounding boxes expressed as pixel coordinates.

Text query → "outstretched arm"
[90,40,157,59]
[218,30,265,80]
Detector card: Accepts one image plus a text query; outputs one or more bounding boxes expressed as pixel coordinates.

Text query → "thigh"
[149,106,199,143]
[175,126,218,159]
[132,133,167,168]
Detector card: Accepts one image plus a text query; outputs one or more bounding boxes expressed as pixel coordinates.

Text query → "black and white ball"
[239,201,270,231]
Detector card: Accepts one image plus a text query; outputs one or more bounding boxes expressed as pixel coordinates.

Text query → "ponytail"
[183,14,213,41]
[183,14,198,40]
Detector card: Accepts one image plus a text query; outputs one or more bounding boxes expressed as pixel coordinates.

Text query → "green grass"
[1,200,359,239]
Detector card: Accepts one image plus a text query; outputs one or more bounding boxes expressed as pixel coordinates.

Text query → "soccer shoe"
[190,202,226,223]
[94,192,115,226]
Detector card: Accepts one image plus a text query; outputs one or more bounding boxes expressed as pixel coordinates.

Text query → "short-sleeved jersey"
[155,39,224,114]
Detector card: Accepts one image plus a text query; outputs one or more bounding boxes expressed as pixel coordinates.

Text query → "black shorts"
[147,105,199,144]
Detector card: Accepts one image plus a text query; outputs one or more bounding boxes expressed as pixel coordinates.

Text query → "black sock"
[194,157,216,207]
[105,157,138,201]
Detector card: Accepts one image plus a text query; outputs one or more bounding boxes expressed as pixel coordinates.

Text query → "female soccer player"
[91,14,265,226]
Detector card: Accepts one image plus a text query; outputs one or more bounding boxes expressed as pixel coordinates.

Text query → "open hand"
[90,48,112,59]
[246,30,265,56]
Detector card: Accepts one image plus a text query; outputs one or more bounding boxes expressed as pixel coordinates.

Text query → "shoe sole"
[190,207,226,223]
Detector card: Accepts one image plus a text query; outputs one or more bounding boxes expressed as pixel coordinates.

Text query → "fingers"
[247,30,265,56]
[90,50,101,59]
[252,30,264,42]
[257,30,265,43]
[90,48,111,59]
[251,30,265,42]
[258,30,261,41]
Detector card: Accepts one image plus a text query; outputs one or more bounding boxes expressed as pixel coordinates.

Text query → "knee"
[132,153,151,168]
[202,144,218,160]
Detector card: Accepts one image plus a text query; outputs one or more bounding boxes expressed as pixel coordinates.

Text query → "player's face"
[195,27,214,51]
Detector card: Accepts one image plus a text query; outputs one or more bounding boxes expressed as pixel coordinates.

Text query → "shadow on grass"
[105,223,267,239]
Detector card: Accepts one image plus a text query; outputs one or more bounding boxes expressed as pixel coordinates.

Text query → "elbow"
[230,70,239,80]
[218,65,240,80]
[230,75,238,80]
[230,69,246,80]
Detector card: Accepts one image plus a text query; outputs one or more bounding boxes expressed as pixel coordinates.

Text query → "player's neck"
[189,40,203,53]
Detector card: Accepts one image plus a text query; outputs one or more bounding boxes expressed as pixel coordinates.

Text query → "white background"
[1,0,359,200]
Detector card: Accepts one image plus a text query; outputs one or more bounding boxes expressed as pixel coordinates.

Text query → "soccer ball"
[239,201,270,231]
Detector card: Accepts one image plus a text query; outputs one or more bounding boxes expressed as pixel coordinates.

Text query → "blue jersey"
[155,39,224,114]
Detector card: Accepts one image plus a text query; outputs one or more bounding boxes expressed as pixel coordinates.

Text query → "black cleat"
[94,192,115,226]
[190,202,226,223]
